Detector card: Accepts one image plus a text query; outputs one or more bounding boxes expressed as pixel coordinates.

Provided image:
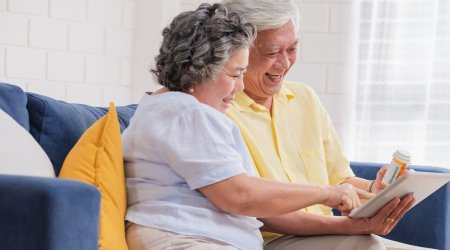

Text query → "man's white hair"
[222,0,300,32]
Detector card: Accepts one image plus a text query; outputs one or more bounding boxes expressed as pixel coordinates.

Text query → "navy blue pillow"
[0,82,29,131]
[26,93,137,175]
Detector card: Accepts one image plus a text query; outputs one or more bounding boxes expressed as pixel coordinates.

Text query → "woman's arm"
[198,173,371,218]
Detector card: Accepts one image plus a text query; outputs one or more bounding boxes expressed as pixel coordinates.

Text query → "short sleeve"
[157,107,246,190]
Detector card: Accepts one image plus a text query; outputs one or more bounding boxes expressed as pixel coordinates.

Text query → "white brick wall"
[296,0,355,152]
[0,47,4,76]
[88,0,123,26]
[9,0,48,16]
[86,55,121,84]
[286,63,327,93]
[123,1,135,29]
[298,3,329,32]
[67,83,102,105]
[30,18,67,50]
[176,0,355,152]
[105,28,133,57]
[330,3,352,33]
[47,52,84,82]
[1,0,355,150]
[121,59,131,86]
[27,81,66,100]
[0,14,28,46]
[6,47,46,79]
[50,0,87,21]
[69,23,104,53]
[0,0,6,11]
[0,0,134,106]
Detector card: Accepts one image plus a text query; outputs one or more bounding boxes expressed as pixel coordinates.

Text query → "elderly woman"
[222,0,432,249]
[122,3,367,250]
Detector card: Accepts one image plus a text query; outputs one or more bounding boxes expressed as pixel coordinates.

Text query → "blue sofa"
[0,82,449,250]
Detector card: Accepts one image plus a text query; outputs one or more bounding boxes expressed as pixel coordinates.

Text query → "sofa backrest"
[0,82,138,176]
[26,93,137,175]
[0,83,29,131]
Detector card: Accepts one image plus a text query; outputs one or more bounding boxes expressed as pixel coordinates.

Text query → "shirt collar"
[232,83,296,112]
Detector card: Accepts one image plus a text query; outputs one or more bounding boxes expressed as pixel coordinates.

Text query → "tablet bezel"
[349,171,450,218]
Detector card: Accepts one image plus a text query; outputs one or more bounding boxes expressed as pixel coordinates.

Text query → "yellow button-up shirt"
[227,81,354,216]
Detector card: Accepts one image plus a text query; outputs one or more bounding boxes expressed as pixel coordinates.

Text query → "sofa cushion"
[59,103,128,250]
[26,93,137,175]
[0,82,29,130]
[0,108,55,177]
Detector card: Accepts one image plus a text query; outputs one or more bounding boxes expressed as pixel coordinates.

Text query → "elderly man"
[223,0,432,249]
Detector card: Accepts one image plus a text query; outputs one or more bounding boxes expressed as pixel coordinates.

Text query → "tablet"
[349,171,450,218]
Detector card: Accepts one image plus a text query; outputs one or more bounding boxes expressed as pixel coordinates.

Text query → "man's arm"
[343,166,388,194]
[259,194,415,236]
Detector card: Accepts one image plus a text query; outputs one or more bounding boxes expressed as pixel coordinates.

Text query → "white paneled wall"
[0,0,134,106]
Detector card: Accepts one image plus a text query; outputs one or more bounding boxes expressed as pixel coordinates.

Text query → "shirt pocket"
[299,149,329,185]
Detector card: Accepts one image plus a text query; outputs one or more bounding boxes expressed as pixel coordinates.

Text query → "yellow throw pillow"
[59,103,128,250]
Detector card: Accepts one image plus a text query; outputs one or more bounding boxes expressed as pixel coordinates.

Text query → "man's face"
[244,20,298,100]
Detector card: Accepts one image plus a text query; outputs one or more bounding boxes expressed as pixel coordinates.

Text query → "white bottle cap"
[393,149,411,164]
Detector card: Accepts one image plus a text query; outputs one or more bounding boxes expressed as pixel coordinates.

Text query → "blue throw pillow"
[26,93,137,175]
[0,82,29,131]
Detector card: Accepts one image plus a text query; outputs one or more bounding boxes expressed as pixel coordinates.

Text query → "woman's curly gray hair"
[151,3,256,92]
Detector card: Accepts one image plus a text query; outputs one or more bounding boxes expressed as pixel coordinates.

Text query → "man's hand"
[349,194,415,235]
[371,166,389,193]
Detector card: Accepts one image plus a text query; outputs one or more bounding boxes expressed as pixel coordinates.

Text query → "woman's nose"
[234,77,245,92]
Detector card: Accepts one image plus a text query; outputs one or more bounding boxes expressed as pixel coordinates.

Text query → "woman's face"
[244,20,298,100]
[192,48,249,113]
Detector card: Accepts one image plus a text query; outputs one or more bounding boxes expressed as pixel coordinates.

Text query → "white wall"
[291,0,356,153]
[164,0,356,152]
[0,0,134,106]
[130,0,180,102]
[0,0,356,151]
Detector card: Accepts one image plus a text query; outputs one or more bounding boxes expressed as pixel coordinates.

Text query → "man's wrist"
[367,180,376,193]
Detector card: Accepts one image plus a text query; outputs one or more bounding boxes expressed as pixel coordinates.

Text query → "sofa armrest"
[350,162,450,250]
[0,174,100,250]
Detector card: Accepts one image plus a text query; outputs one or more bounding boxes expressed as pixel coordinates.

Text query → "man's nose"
[276,52,291,69]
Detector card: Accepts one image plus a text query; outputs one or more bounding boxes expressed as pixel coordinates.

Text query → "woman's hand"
[324,184,374,214]
[349,194,415,235]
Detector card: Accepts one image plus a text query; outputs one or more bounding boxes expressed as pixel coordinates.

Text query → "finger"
[375,197,401,222]
[375,166,388,188]
[350,186,361,209]
[354,187,375,200]
[390,195,415,221]
[384,218,400,234]
[341,196,352,212]
[383,197,415,234]
[353,187,361,208]
[355,191,361,208]
[340,195,354,213]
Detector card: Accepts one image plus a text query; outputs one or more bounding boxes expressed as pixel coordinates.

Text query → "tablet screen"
[349,171,450,218]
